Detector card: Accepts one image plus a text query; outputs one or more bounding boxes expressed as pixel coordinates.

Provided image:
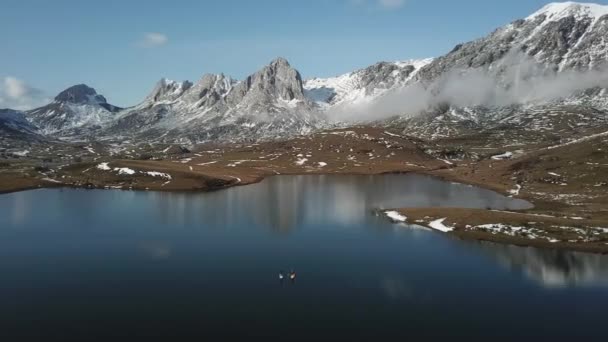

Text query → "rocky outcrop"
[144,79,193,105]
[107,58,323,144]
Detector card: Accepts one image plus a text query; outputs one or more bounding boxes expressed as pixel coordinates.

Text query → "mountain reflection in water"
[149,174,531,233]
[473,241,608,287]
[1,174,606,291]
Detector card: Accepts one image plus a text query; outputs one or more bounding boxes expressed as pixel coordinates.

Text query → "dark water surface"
[1,174,607,340]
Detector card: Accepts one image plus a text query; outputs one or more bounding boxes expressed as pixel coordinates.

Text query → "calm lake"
[1,174,607,340]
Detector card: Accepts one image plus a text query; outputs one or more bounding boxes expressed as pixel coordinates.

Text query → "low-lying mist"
[328,53,608,122]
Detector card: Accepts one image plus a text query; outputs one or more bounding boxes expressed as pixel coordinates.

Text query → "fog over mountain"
[323,2,608,121]
[336,53,608,122]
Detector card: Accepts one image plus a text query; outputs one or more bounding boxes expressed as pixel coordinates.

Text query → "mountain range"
[3,2,608,145]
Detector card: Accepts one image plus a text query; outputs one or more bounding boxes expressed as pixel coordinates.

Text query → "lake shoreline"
[386,207,608,254]
[3,165,607,254]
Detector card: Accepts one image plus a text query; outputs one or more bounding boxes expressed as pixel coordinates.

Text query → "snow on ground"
[465,222,608,243]
[227,176,241,183]
[114,167,136,175]
[96,162,111,171]
[295,158,308,166]
[547,130,608,150]
[197,161,218,166]
[96,163,173,180]
[468,223,547,239]
[508,184,522,196]
[318,162,328,167]
[385,211,407,222]
[12,150,30,157]
[225,160,265,167]
[145,171,172,180]
[428,218,454,232]
[491,152,513,160]
[474,223,524,236]
[384,131,401,138]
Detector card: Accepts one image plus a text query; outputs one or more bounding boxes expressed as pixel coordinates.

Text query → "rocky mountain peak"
[197,73,232,89]
[54,84,107,105]
[175,73,234,106]
[269,57,292,68]
[26,83,120,135]
[147,78,193,104]
[235,57,306,102]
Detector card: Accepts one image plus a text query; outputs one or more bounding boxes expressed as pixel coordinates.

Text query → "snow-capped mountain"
[304,59,433,111]
[305,1,608,125]
[106,58,324,144]
[389,1,608,140]
[10,2,608,145]
[26,84,121,135]
[416,2,608,83]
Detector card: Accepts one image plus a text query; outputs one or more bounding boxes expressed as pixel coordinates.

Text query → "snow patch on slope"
[527,2,608,23]
[303,58,434,111]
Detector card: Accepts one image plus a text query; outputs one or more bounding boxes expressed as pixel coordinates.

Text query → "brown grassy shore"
[1,127,607,253]
[390,208,608,254]
[389,129,608,253]
[0,127,446,193]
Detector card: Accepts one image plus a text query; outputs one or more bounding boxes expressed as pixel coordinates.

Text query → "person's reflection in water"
[289,270,297,284]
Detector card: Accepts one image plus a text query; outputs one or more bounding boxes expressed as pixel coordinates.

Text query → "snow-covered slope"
[386,2,608,140]
[416,1,608,83]
[527,1,608,24]
[304,59,433,111]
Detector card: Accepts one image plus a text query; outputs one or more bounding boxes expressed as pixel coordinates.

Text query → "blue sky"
[1,0,606,108]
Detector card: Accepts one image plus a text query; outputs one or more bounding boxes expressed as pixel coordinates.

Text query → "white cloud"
[4,77,29,98]
[138,32,168,48]
[378,0,406,9]
[0,76,49,110]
